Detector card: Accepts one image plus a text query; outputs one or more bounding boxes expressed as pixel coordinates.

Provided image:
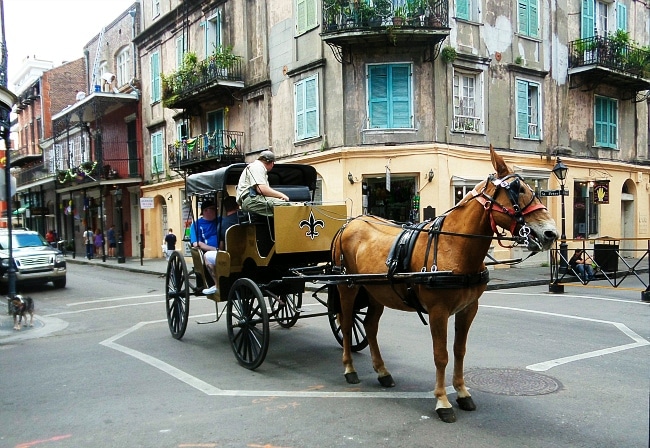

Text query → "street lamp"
[552,157,569,275]
[114,188,125,264]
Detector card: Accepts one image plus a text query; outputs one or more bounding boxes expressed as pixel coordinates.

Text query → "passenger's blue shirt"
[189,217,219,248]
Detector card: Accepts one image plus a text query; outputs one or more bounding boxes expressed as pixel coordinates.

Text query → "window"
[594,96,617,148]
[596,1,609,36]
[456,0,479,22]
[573,182,599,237]
[150,51,161,103]
[452,71,483,133]
[581,0,595,38]
[116,47,130,86]
[151,131,164,174]
[296,0,317,35]
[367,64,412,129]
[517,0,539,38]
[204,11,222,57]
[176,35,186,69]
[515,79,541,139]
[295,75,319,140]
[152,0,160,18]
[176,119,188,140]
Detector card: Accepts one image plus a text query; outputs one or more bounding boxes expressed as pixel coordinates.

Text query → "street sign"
[140,197,155,209]
[540,189,569,197]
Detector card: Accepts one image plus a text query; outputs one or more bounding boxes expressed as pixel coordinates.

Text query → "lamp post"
[552,157,569,275]
[114,188,125,263]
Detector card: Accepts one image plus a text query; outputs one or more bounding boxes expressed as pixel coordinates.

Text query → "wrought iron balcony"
[568,35,650,92]
[162,49,244,110]
[321,0,449,55]
[167,129,245,173]
[14,163,53,187]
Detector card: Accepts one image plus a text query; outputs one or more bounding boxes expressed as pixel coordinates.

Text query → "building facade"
[132,0,650,261]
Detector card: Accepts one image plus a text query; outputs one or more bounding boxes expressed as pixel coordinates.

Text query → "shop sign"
[593,180,609,204]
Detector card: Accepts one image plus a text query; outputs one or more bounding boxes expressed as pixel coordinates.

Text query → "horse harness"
[334,172,546,324]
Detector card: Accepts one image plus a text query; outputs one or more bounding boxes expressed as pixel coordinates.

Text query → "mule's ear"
[489,145,511,178]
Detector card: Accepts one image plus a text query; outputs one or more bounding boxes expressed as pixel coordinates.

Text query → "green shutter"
[297,0,307,33]
[457,0,470,20]
[581,0,595,39]
[295,82,305,139]
[369,65,389,128]
[306,0,317,29]
[391,65,411,128]
[617,4,627,31]
[305,77,318,137]
[151,133,163,174]
[529,0,538,37]
[150,52,160,103]
[518,0,528,35]
[516,81,530,138]
[594,97,617,148]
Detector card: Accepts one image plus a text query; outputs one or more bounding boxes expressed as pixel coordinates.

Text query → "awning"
[12,207,27,215]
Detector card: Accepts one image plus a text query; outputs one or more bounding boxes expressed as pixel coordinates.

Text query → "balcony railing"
[162,50,244,109]
[452,115,481,133]
[14,163,53,187]
[569,35,650,78]
[168,130,245,171]
[53,158,142,186]
[322,0,449,33]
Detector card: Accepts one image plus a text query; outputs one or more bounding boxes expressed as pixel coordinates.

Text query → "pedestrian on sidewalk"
[107,225,116,258]
[94,229,104,258]
[83,227,94,259]
[164,228,177,260]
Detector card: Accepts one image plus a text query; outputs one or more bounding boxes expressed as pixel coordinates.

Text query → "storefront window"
[364,176,416,223]
[573,181,599,238]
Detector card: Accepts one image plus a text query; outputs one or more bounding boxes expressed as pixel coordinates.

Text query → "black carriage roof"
[185,163,318,196]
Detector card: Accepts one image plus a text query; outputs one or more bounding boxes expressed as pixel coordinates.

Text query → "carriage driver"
[236,150,290,216]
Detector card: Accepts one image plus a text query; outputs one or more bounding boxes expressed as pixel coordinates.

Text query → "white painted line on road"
[68,294,165,306]
[100,318,452,399]
[485,290,645,305]
[481,305,650,372]
[48,301,163,316]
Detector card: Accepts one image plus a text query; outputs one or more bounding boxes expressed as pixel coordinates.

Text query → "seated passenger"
[235,150,290,216]
[189,200,218,253]
[202,196,239,295]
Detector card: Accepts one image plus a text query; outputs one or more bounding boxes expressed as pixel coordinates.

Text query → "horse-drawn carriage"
[165,162,362,370]
[165,147,558,422]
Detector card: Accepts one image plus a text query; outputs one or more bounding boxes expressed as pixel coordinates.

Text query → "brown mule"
[331,145,558,422]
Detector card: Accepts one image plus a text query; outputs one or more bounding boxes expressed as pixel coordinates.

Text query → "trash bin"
[594,242,619,272]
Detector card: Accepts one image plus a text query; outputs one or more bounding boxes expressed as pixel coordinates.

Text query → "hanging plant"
[441,46,457,64]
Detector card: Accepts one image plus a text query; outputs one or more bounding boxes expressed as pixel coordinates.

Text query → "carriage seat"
[274,185,311,202]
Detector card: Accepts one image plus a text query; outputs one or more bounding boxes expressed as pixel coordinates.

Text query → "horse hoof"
[378,374,395,388]
[345,372,360,384]
[456,396,476,411]
[436,407,457,423]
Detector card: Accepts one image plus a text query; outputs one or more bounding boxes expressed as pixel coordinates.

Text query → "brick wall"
[41,58,86,138]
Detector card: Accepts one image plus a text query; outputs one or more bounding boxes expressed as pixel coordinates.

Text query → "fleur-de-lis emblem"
[299,211,325,240]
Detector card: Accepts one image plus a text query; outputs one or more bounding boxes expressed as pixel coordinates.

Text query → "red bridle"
[470,174,548,247]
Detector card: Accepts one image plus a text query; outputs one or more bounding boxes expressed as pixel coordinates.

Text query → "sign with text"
[540,189,569,197]
[139,197,154,209]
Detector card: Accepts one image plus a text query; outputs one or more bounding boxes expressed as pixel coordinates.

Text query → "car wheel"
[52,278,67,289]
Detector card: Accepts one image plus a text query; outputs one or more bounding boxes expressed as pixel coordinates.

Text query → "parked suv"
[0,229,66,291]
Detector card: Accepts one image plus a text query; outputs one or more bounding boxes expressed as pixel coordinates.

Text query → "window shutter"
[391,65,411,128]
[581,0,595,39]
[297,0,306,33]
[151,133,163,174]
[617,4,627,31]
[369,65,389,128]
[295,82,305,139]
[457,0,470,20]
[516,80,529,138]
[306,0,317,29]
[176,36,185,68]
[518,0,528,35]
[529,0,538,37]
[304,77,318,137]
[150,52,161,103]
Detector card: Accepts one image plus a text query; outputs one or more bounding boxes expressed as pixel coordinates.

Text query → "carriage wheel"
[270,292,302,328]
[227,278,270,370]
[165,251,190,340]
[328,308,368,352]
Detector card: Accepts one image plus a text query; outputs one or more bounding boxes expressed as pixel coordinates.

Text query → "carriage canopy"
[185,163,319,197]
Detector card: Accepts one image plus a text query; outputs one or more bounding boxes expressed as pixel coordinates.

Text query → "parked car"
[0,229,67,291]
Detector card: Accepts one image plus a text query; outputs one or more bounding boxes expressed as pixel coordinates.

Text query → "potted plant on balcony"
[392,5,406,26]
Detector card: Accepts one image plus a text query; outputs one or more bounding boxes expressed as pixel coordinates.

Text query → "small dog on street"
[11,295,34,331]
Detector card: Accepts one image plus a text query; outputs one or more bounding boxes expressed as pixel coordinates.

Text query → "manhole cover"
[463,368,561,396]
